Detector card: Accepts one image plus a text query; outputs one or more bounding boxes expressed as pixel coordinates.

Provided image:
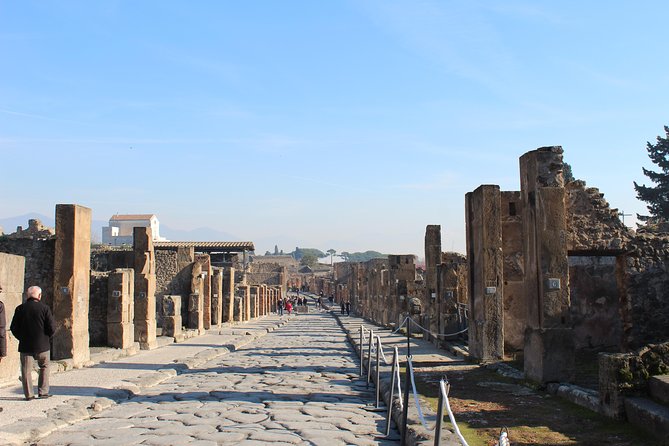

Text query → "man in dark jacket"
[10,286,55,400]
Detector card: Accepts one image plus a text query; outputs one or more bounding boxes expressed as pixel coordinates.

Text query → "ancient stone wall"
[89,272,109,346]
[155,249,193,328]
[501,191,526,352]
[0,238,55,308]
[90,249,134,272]
[623,233,669,349]
[0,253,25,386]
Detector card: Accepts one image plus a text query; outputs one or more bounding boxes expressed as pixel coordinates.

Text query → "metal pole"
[367,329,374,387]
[360,326,364,377]
[385,347,398,437]
[434,379,445,446]
[401,319,412,446]
[375,335,381,408]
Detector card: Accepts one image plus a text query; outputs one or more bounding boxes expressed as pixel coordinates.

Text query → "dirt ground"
[413,362,662,446]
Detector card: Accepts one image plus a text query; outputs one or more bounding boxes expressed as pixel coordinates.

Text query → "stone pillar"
[196,255,212,330]
[52,204,91,364]
[520,146,574,383]
[425,225,441,337]
[224,267,236,323]
[189,261,205,333]
[501,191,526,352]
[0,253,25,385]
[465,185,504,363]
[239,285,251,322]
[162,295,183,341]
[133,227,157,350]
[211,268,223,327]
[107,268,135,349]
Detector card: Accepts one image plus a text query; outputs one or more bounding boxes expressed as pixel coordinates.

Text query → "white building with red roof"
[102,214,167,246]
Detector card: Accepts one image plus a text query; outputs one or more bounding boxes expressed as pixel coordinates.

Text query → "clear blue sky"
[1,1,667,256]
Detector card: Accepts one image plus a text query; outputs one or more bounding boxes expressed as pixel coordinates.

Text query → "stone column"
[162,295,183,341]
[133,227,157,350]
[196,255,212,330]
[0,253,25,385]
[425,225,441,338]
[520,146,574,383]
[244,285,251,321]
[224,267,236,323]
[52,204,91,364]
[211,268,223,327]
[189,261,204,333]
[107,268,135,349]
[465,185,504,363]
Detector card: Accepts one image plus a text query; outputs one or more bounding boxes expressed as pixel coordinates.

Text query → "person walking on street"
[345,300,351,316]
[10,286,55,400]
[277,298,284,316]
[286,300,293,315]
[340,301,345,315]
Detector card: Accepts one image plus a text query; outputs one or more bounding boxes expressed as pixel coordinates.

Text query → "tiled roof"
[110,214,156,221]
[153,241,255,252]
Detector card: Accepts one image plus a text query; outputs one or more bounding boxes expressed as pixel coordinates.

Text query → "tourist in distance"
[277,298,284,316]
[285,299,293,315]
[345,300,351,316]
[340,300,345,315]
[10,286,55,400]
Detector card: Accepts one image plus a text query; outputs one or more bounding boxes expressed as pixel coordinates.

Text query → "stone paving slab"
[27,311,400,446]
[0,315,292,445]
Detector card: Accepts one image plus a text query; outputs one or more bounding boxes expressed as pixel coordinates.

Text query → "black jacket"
[10,298,55,354]
[0,301,6,357]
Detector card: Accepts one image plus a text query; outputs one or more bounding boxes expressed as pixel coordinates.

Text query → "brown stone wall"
[0,238,55,309]
[569,255,622,350]
[155,248,193,329]
[90,249,134,273]
[623,233,669,349]
[89,272,109,346]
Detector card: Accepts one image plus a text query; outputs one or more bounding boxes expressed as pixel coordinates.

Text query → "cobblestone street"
[35,312,398,446]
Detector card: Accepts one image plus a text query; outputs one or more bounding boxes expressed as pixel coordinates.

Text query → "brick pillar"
[107,268,135,349]
[465,185,504,363]
[520,146,574,383]
[52,204,91,364]
[133,227,157,350]
[162,295,183,341]
[0,253,25,385]
[211,268,223,327]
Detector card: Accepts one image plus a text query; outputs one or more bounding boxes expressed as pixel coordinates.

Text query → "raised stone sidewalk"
[0,315,293,446]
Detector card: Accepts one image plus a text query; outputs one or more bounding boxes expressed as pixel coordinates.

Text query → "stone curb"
[0,317,292,446]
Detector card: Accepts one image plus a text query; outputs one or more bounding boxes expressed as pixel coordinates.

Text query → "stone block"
[162,295,181,317]
[524,327,575,384]
[649,375,669,406]
[188,293,203,331]
[162,316,182,338]
[0,252,25,386]
[107,322,134,349]
[624,397,669,442]
[134,321,157,350]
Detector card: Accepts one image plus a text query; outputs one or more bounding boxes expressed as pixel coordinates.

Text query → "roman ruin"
[0,146,668,441]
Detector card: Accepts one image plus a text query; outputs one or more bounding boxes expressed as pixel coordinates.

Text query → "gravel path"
[35,312,399,446]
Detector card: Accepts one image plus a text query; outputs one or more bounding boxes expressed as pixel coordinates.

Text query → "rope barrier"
[495,427,510,446]
[406,317,468,338]
[440,379,469,446]
[407,357,437,431]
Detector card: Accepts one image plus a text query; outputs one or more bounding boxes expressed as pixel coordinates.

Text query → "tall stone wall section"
[501,191,526,351]
[52,204,91,365]
[133,227,157,350]
[89,272,109,346]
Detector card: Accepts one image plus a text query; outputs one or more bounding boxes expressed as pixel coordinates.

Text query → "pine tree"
[634,125,669,221]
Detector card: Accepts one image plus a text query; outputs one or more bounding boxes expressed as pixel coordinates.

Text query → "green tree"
[326,248,336,266]
[300,253,318,268]
[634,125,669,221]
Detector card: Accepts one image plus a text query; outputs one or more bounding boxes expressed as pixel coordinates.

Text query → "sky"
[1,1,668,257]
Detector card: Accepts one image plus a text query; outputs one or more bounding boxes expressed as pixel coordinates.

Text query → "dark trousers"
[20,351,50,398]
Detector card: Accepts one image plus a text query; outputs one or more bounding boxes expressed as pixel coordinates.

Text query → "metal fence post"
[367,329,374,387]
[434,379,445,446]
[385,347,399,436]
[359,326,364,376]
[375,335,381,408]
